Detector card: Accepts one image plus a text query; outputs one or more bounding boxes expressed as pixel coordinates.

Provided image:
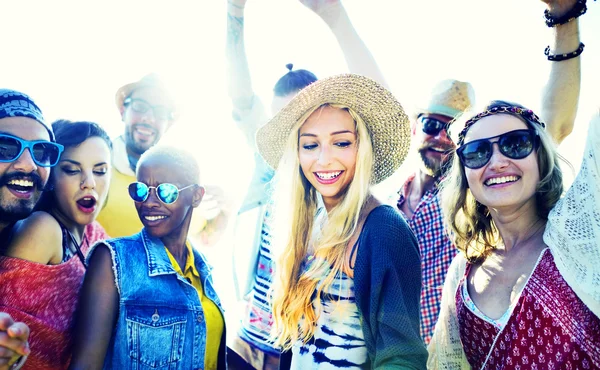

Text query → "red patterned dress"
[0,221,109,370]
[456,249,600,369]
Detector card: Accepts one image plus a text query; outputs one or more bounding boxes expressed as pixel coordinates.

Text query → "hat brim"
[413,104,463,122]
[256,74,411,184]
[115,79,179,120]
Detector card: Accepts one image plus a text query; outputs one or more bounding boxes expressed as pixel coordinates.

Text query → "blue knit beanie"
[0,89,54,141]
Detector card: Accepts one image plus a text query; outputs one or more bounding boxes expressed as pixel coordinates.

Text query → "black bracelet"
[544,0,587,27]
[544,42,585,61]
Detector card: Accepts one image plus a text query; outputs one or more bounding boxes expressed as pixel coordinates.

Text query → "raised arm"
[539,0,582,144]
[68,245,119,370]
[299,0,389,89]
[226,0,256,112]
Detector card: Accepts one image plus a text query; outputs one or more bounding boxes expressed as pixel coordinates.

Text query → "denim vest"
[97,229,226,370]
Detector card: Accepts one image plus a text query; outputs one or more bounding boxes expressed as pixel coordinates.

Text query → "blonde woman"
[428,101,600,368]
[257,74,427,369]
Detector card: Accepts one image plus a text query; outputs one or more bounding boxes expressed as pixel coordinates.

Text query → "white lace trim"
[544,116,600,318]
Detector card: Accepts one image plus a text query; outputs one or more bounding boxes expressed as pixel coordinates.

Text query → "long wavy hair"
[270,104,374,350]
[440,100,565,262]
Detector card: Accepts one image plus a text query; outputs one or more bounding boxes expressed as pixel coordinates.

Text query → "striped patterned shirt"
[238,208,279,354]
[397,174,457,344]
[291,267,367,369]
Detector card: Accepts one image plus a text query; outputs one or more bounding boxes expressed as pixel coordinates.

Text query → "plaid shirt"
[397,174,457,344]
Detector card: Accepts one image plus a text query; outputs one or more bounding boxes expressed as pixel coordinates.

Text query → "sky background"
[2,0,599,301]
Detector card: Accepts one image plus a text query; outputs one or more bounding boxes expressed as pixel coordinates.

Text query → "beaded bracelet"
[544,0,587,27]
[544,42,585,61]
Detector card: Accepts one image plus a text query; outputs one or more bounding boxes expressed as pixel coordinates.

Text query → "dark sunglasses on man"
[124,97,175,122]
[0,134,64,167]
[420,116,451,136]
[457,129,540,169]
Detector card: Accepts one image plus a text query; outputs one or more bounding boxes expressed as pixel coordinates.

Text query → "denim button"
[152,309,160,322]
[197,315,203,323]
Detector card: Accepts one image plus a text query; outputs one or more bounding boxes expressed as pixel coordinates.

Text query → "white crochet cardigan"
[427,116,600,369]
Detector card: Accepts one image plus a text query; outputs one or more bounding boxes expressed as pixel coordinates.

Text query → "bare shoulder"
[5,211,63,264]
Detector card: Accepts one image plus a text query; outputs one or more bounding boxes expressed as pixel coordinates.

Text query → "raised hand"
[228,0,248,10]
[540,0,579,17]
[298,0,342,15]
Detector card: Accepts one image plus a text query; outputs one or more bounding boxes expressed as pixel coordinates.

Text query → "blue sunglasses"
[128,182,197,204]
[0,134,64,167]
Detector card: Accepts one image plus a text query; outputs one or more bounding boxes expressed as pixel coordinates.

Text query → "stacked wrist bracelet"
[543,0,592,61]
[544,42,585,61]
[544,0,588,27]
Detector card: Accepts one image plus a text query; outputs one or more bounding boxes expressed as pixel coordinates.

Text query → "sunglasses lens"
[129,182,149,202]
[421,118,446,136]
[499,131,534,159]
[459,140,492,169]
[157,183,179,204]
[0,136,22,161]
[32,142,62,166]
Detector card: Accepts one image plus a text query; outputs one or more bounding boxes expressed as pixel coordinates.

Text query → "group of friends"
[0,0,599,369]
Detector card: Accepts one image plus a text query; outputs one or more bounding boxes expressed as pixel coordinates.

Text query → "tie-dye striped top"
[290,268,367,369]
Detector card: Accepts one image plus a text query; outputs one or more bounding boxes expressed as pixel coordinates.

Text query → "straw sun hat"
[256,73,411,184]
[414,79,475,120]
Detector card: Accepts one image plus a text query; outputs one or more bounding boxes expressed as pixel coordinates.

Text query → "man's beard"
[0,201,36,223]
[0,171,46,224]
[417,144,454,179]
[125,125,159,155]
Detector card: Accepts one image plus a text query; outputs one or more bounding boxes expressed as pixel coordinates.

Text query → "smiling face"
[0,117,51,224]
[462,114,539,212]
[134,156,204,239]
[415,113,455,178]
[52,137,111,227]
[298,106,358,211]
[121,87,174,155]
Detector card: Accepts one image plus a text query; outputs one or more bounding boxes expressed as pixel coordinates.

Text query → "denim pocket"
[126,305,187,369]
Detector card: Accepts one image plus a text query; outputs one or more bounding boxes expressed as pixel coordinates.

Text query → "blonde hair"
[440,101,565,262]
[270,104,373,350]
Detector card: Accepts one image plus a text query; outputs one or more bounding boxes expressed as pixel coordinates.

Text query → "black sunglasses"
[420,116,450,136]
[457,129,539,169]
[0,134,64,167]
[128,182,197,205]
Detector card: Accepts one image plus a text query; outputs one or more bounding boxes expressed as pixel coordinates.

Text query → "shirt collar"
[112,135,136,176]
[164,241,200,278]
